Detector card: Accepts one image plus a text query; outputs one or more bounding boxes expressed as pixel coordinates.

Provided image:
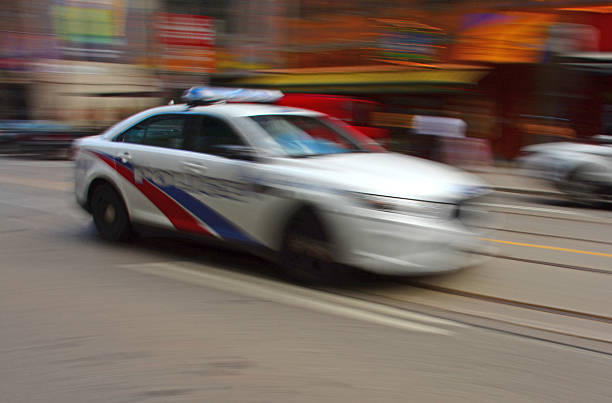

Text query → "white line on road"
[120,261,460,335]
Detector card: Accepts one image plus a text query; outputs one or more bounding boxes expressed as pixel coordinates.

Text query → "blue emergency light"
[182,86,284,105]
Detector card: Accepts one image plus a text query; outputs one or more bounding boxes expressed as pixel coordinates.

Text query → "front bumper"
[326,210,495,275]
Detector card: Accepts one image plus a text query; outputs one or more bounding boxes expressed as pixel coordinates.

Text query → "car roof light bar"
[182,86,284,106]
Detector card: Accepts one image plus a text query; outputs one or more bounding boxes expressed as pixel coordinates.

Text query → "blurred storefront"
[0,0,164,126]
[2,0,612,155]
[210,2,494,160]
[214,63,489,152]
[0,1,54,120]
[555,4,612,140]
[213,1,612,161]
[450,4,612,160]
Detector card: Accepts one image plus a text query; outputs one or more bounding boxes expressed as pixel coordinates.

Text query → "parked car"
[518,135,612,204]
[0,120,91,158]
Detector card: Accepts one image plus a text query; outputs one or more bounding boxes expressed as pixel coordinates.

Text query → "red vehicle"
[275,93,390,146]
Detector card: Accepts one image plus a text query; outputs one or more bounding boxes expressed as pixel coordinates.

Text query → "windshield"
[249,114,379,157]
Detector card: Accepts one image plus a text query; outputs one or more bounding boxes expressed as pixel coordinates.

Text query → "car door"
[111,113,215,233]
[179,114,276,247]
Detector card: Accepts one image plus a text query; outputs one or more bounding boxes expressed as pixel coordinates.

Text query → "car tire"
[280,208,350,285]
[91,183,132,241]
[559,166,602,206]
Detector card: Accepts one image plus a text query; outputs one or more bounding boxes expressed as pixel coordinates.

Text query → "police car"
[74,87,492,282]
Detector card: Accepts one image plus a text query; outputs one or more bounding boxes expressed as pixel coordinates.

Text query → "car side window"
[188,115,245,155]
[121,124,146,144]
[142,116,185,149]
[117,115,186,150]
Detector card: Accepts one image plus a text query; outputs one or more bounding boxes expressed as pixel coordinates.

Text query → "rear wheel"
[91,183,132,241]
[281,209,350,284]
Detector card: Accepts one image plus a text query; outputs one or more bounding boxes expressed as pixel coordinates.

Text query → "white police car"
[74,87,492,282]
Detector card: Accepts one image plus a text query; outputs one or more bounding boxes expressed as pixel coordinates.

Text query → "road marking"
[120,261,459,335]
[480,238,612,258]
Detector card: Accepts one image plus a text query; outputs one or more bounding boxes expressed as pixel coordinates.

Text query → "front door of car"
[178,114,275,247]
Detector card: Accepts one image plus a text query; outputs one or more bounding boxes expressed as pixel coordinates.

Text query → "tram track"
[321,243,612,355]
[474,252,612,275]
[328,285,612,356]
[399,280,612,324]
[486,206,612,225]
[476,226,612,247]
[324,272,612,355]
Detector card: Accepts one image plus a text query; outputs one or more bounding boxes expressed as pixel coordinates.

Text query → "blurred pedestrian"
[412,114,467,161]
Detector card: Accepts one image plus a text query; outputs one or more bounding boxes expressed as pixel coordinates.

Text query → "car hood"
[269,152,488,202]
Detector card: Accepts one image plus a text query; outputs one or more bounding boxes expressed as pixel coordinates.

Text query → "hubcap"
[289,234,331,261]
[103,204,116,223]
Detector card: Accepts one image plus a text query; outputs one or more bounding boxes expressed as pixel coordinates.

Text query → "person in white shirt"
[412,115,467,138]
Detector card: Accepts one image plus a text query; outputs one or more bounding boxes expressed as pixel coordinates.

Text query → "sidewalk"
[429,137,561,196]
[464,165,563,197]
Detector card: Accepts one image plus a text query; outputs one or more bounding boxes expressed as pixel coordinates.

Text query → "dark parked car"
[0,120,92,158]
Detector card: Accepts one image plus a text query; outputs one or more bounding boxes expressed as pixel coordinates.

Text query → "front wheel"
[557,166,603,206]
[91,183,132,241]
[280,209,350,285]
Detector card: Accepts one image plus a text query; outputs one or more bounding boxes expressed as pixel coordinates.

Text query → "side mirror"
[211,144,258,161]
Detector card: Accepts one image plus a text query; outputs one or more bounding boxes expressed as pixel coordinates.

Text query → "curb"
[492,187,563,197]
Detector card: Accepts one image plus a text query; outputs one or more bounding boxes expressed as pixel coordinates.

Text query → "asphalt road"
[1,157,611,402]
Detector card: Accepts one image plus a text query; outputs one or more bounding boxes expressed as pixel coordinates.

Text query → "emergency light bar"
[182,86,284,105]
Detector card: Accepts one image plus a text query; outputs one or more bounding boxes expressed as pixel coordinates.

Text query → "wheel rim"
[94,191,119,231]
[103,204,116,224]
[285,227,333,279]
[91,185,131,241]
[288,234,332,261]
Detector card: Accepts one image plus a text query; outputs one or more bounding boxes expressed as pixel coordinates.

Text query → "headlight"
[350,192,453,219]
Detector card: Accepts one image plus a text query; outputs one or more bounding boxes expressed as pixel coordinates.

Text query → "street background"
[2,1,612,162]
[1,156,611,402]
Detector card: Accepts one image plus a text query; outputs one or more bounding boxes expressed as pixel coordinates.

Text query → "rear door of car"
[109,111,278,247]
[110,112,216,232]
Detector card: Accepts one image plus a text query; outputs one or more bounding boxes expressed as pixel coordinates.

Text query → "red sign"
[154,13,215,73]
[155,13,214,48]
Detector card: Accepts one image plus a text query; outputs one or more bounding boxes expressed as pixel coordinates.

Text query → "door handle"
[119,152,132,164]
[182,161,208,173]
